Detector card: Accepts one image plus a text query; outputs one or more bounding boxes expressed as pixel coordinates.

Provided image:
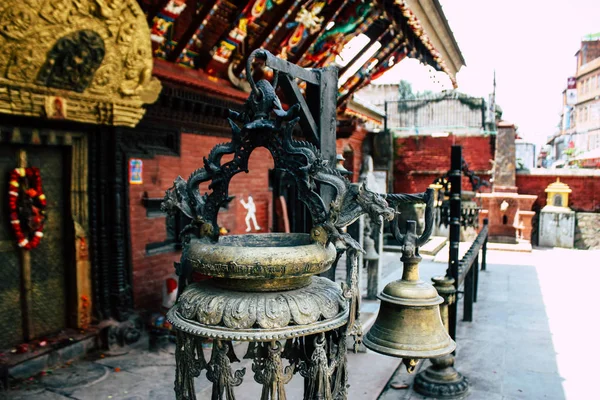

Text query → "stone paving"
[3,247,598,399]
[380,248,600,400]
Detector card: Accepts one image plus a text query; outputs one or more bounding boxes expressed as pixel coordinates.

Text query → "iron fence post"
[481,97,486,131]
[448,145,462,339]
[463,263,474,322]
[473,254,479,303]
[481,218,489,271]
[384,101,394,193]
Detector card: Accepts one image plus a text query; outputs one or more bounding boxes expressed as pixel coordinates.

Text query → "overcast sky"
[374,0,599,148]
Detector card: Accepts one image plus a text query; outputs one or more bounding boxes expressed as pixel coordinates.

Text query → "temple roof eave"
[404,0,465,81]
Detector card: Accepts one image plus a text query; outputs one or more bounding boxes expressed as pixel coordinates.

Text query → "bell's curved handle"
[390,188,434,248]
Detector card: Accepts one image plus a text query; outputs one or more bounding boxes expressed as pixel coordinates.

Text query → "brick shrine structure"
[478,121,537,244]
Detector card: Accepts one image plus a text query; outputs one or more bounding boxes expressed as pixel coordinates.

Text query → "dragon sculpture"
[162,49,395,254]
[162,49,398,350]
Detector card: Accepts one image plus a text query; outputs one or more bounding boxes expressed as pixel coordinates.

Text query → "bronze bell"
[364,221,455,359]
[363,236,380,261]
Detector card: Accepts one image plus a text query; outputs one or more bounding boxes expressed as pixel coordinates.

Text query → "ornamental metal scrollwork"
[251,341,294,400]
[206,341,246,400]
[433,158,488,229]
[176,277,346,332]
[175,332,207,400]
[163,49,442,400]
[162,49,396,290]
[299,333,335,400]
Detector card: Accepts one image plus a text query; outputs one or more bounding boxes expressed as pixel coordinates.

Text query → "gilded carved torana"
[0,0,161,127]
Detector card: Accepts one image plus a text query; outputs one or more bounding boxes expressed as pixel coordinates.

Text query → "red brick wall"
[128,133,273,310]
[393,135,495,193]
[336,124,368,182]
[516,173,600,212]
[390,133,599,211]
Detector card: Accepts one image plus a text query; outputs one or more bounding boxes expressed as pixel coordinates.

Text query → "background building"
[357,81,500,193]
[549,34,600,168]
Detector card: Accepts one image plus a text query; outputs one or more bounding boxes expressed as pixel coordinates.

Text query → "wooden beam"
[338,24,390,76]
[290,0,350,65]
[337,33,404,107]
[166,0,220,63]
[234,0,302,75]
[17,149,34,341]
[146,0,171,25]
[253,0,300,51]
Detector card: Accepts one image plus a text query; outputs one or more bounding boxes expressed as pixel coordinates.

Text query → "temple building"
[0,0,464,369]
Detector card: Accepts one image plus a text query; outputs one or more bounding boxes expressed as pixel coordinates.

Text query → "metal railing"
[446,145,489,338]
[414,145,490,398]
[455,219,488,325]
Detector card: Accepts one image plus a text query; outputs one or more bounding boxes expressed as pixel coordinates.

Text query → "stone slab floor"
[3,248,599,399]
[379,248,600,400]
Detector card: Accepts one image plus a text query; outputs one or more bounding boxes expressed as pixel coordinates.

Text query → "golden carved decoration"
[168,277,349,342]
[0,0,161,127]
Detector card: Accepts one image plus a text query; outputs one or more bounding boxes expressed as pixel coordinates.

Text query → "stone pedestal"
[539,207,575,248]
[478,193,537,243]
[478,121,537,246]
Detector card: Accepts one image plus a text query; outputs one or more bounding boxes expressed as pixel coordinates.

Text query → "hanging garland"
[8,167,47,250]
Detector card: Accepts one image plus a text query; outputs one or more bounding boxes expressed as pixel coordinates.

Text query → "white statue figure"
[240,195,261,232]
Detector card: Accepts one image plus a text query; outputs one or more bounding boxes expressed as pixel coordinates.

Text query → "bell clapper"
[402,358,419,374]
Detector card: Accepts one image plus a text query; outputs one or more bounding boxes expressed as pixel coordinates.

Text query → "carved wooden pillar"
[111,130,133,321]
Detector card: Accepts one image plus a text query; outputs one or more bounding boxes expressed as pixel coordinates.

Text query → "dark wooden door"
[0,145,69,347]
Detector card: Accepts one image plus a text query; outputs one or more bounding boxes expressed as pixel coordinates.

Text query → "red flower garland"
[8,167,47,250]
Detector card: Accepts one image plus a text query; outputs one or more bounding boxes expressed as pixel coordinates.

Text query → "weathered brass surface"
[186,233,336,291]
[164,50,446,400]
[364,222,455,359]
[414,354,469,399]
[0,0,161,126]
[167,276,349,342]
[413,276,469,399]
[363,282,455,358]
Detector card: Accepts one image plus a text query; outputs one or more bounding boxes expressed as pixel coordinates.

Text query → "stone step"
[7,330,100,381]
[487,240,532,252]
[433,241,473,263]
[420,236,448,256]
[384,236,448,257]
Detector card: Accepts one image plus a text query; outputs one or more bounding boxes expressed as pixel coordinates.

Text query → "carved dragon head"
[355,183,395,223]
[162,176,194,219]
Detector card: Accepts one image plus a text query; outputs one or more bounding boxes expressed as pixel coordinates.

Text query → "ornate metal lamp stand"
[162,49,454,400]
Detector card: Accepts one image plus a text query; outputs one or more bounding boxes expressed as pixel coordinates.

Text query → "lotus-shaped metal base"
[167,276,349,341]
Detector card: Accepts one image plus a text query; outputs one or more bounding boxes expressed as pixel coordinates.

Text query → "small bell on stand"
[363,218,455,368]
[335,154,353,177]
[363,233,379,262]
[363,223,380,300]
